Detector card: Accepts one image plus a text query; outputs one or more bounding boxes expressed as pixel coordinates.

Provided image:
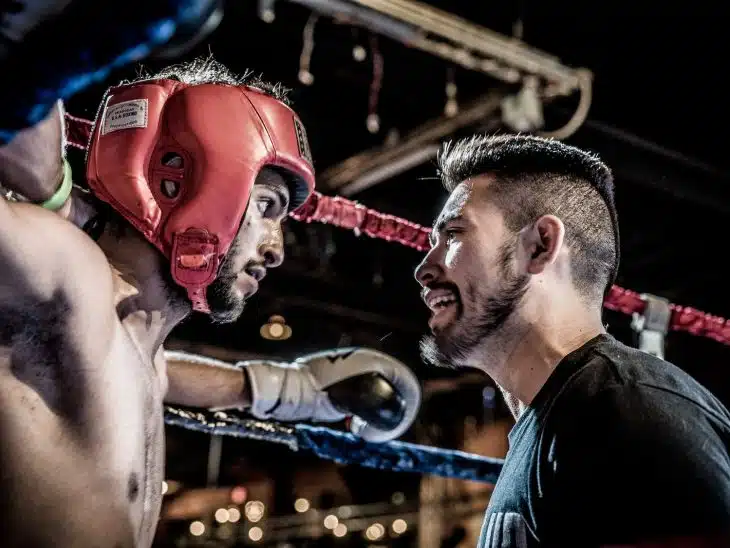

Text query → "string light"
[294,498,310,513]
[214,508,230,523]
[248,526,263,542]
[351,27,367,62]
[245,500,265,522]
[366,113,380,134]
[228,507,241,523]
[298,14,319,85]
[231,486,247,505]
[365,523,385,541]
[260,315,292,340]
[189,521,205,537]
[352,45,367,62]
[323,515,339,529]
[333,523,348,537]
[258,0,276,23]
[366,35,384,134]
[261,9,275,23]
[392,519,408,534]
[161,481,168,495]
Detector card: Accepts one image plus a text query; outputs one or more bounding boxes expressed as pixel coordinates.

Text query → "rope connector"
[631,293,672,359]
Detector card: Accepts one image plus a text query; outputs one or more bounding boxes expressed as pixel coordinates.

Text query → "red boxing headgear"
[85,79,315,313]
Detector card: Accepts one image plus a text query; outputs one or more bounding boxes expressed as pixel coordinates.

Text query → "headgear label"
[102,99,149,135]
[293,117,313,165]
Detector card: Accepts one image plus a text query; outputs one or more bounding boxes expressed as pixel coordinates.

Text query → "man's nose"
[414,251,441,288]
[259,222,285,268]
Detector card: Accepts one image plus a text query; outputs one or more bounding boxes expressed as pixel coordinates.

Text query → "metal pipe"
[287,0,421,43]
[321,91,504,191]
[353,0,580,89]
[284,0,584,93]
[340,144,440,196]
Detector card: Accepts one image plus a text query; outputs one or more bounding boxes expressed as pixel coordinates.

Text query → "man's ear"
[520,215,565,275]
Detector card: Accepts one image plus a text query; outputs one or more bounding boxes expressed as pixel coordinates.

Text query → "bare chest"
[0,300,165,547]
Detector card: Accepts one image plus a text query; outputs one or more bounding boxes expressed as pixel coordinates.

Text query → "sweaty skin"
[0,107,289,547]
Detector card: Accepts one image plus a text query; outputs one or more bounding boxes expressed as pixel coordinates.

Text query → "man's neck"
[477,300,605,417]
[504,323,602,410]
[101,232,190,360]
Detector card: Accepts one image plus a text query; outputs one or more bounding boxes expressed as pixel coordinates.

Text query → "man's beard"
[420,239,528,369]
[205,241,246,324]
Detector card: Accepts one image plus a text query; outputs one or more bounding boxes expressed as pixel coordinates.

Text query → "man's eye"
[445,229,460,243]
[256,197,275,215]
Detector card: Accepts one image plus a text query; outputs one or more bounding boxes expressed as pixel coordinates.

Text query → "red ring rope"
[64,114,730,348]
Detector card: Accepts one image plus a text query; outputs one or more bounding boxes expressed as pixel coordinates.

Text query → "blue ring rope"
[165,406,505,484]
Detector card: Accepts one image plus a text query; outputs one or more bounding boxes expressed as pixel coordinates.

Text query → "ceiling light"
[260,315,292,341]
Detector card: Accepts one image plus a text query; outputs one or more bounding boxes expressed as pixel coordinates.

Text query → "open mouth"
[234,273,259,299]
[244,264,266,282]
[235,266,265,299]
[424,288,460,329]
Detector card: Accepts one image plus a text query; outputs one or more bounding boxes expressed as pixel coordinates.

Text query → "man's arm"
[544,384,730,547]
[0,101,76,220]
[164,351,251,410]
[162,348,422,443]
[0,198,79,300]
[0,191,117,377]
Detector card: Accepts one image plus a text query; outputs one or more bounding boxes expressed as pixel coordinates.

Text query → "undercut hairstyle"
[438,134,619,303]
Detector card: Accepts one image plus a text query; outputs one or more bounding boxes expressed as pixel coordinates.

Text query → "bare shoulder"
[0,198,116,348]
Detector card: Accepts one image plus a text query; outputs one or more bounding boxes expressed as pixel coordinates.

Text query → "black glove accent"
[326,372,405,431]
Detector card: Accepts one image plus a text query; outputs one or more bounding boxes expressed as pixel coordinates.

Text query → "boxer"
[0,57,420,548]
[416,134,730,547]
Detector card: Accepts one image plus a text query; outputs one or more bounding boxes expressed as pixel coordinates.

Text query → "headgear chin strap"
[85,79,315,313]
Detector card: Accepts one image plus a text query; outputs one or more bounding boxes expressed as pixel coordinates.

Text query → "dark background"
[58,0,730,544]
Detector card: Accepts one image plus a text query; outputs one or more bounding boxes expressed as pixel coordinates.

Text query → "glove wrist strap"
[244,362,288,419]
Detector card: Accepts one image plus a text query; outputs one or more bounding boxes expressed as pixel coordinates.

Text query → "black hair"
[134,55,291,104]
[438,133,619,302]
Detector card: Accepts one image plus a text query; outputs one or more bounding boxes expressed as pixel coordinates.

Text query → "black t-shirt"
[478,334,730,547]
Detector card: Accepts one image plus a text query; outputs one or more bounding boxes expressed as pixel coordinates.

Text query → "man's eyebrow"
[260,182,290,209]
[430,211,463,245]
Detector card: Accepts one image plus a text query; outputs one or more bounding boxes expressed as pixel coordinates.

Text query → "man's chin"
[206,294,246,324]
[209,304,245,324]
[419,334,466,370]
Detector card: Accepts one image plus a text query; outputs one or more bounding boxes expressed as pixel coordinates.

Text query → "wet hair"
[131,55,291,105]
[438,134,619,303]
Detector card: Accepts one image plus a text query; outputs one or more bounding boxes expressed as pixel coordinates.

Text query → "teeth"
[430,295,456,308]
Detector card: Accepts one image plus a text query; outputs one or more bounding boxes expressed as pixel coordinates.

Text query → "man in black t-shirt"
[414,134,730,547]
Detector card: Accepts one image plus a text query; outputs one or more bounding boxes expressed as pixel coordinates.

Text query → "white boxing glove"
[242,347,421,443]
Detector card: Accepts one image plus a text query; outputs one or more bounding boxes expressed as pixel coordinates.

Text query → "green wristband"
[40,159,73,211]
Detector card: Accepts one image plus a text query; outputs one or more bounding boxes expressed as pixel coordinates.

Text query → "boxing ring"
[61,113,730,485]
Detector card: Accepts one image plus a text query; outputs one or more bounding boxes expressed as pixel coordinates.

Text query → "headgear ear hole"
[161,179,181,199]
[161,152,184,169]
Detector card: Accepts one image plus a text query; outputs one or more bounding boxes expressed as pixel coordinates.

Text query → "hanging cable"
[298,13,319,86]
[366,34,384,134]
[444,67,458,117]
[538,69,592,140]
[351,27,367,62]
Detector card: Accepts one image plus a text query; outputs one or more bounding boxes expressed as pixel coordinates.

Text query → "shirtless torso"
[0,58,325,548]
[0,201,168,548]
